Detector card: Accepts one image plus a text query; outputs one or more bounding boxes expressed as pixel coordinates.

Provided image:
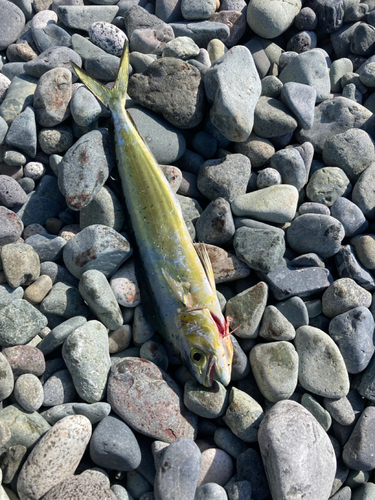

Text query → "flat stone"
[253,96,298,138]
[343,407,375,471]
[170,20,230,47]
[323,396,355,427]
[16,415,92,500]
[70,85,109,128]
[62,224,132,279]
[335,244,375,291]
[295,325,350,398]
[281,82,316,129]
[162,36,200,59]
[79,269,123,330]
[250,341,298,402]
[24,46,82,80]
[259,305,296,341]
[0,175,27,208]
[62,320,111,403]
[79,185,125,232]
[0,299,47,347]
[232,184,298,224]
[32,24,72,53]
[330,197,368,237]
[322,278,372,318]
[258,400,336,500]
[233,227,285,273]
[58,129,114,211]
[40,282,89,318]
[107,357,197,443]
[84,54,120,82]
[352,162,375,218]
[287,214,345,258]
[128,57,204,129]
[204,45,261,142]
[225,282,268,339]
[223,387,263,442]
[0,0,25,50]
[0,74,37,126]
[57,5,119,31]
[41,402,111,425]
[233,132,275,169]
[5,106,37,158]
[41,474,117,500]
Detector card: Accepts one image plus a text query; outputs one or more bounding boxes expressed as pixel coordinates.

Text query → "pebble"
[24,234,66,262]
[342,406,375,471]
[108,325,132,354]
[200,243,250,284]
[195,483,227,500]
[170,20,230,48]
[0,353,14,401]
[223,387,264,442]
[330,197,368,237]
[352,162,375,218]
[270,147,308,191]
[108,357,197,442]
[258,400,336,500]
[334,244,375,291]
[41,474,117,500]
[40,281,89,318]
[183,380,228,418]
[62,320,111,403]
[301,393,332,431]
[109,259,141,308]
[79,269,123,330]
[280,81,316,129]
[42,369,77,406]
[89,21,126,57]
[323,396,355,427]
[16,415,92,500]
[80,185,125,232]
[253,96,298,138]
[246,0,301,39]
[2,345,45,378]
[195,197,234,245]
[204,45,261,142]
[162,36,200,59]
[5,106,37,158]
[322,277,372,318]
[259,305,296,341]
[0,299,47,347]
[0,175,28,208]
[14,374,44,412]
[62,224,132,279]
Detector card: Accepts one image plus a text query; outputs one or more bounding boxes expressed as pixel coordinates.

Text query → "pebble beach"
[1,0,375,499]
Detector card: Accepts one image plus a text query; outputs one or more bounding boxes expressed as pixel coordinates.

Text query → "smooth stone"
[40,282,89,318]
[0,353,14,401]
[253,96,298,138]
[0,284,24,308]
[79,269,123,330]
[197,154,250,203]
[0,175,28,208]
[296,96,375,154]
[70,85,109,128]
[225,481,253,500]
[107,357,197,442]
[16,415,92,500]
[90,415,141,471]
[62,320,111,403]
[2,345,45,377]
[24,234,66,262]
[225,282,268,339]
[330,58,353,92]
[108,325,132,354]
[291,253,325,268]
[323,396,355,426]
[295,325,350,398]
[0,74,37,126]
[306,167,351,206]
[197,448,234,487]
[139,340,168,371]
[270,147,307,190]
[301,393,332,431]
[236,447,270,500]
[195,198,235,245]
[343,406,375,471]
[230,334,250,381]
[322,128,375,182]
[195,483,227,500]
[170,20,230,47]
[127,105,186,164]
[32,23,72,53]
[162,36,200,59]
[0,207,24,246]
[129,58,203,128]
[80,185,125,232]
[0,420,11,448]
[232,184,298,224]
[84,53,120,81]
[233,132,275,169]
[24,46,81,82]
[14,374,44,412]
[213,428,248,460]
[57,5,119,31]
[42,369,77,406]
[330,197,368,237]
[258,400,336,500]
[33,67,72,127]
[0,0,25,50]
[256,167,282,189]
[259,305,296,341]
[41,474,117,500]
[58,128,114,211]
[181,0,216,20]
[223,387,263,443]
[246,0,301,38]
[38,126,74,155]
[233,227,285,273]
[351,483,375,500]
[183,380,228,418]
[250,341,298,402]
[357,54,375,86]
[154,438,201,499]
[0,404,50,452]
[5,106,36,158]
[322,277,372,318]
[0,299,47,347]
[41,402,111,425]
[62,224,132,279]
[132,305,155,345]
[335,244,375,291]
[198,243,250,284]
[40,261,78,288]
[204,45,261,142]
[287,214,345,258]
[110,259,141,308]
[352,162,375,218]
[355,235,375,269]
[154,0,183,23]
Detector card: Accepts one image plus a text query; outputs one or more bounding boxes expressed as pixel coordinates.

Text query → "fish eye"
[190,348,206,366]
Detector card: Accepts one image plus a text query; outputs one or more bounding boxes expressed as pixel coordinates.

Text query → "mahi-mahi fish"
[72,41,233,387]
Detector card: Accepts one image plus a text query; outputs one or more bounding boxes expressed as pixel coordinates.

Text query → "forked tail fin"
[72,39,130,109]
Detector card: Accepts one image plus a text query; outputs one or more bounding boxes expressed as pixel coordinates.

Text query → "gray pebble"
[256,168,281,189]
[259,305,296,341]
[162,36,200,59]
[322,277,372,318]
[342,82,362,103]
[280,81,316,129]
[139,340,168,371]
[24,233,66,262]
[355,235,375,269]
[213,428,248,460]
[192,131,217,159]
[0,207,24,246]
[41,473,117,500]
[24,46,82,80]
[287,214,345,258]
[195,198,235,245]
[335,244,375,290]
[184,380,228,418]
[62,320,111,403]
[352,483,375,500]
[232,132,275,169]
[230,334,250,381]
[80,185,125,232]
[181,0,216,20]
[295,325,350,398]
[236,448,270,500]
[195,483,227,500]
[352,162,375,218]
[343,406,375,471]
[246,0,300,38]
[330,58,353,93]
[40,261,78,287]
[0,74,37,126]
[0,175,28,208]
[70,85,109,128]
[0,299,47,347]
[0,283,24,308]
[253,96,298,138]
[84,53,120,81]
[5,105,37,158]
[306,167,352,206]
[0,0,25,50]
[301,393,332,432]
[330,197,368,237]
[0,352,14,400]
[261,75,283,98]
[14,373,44,412]
[223,387,263,442]
[270,147,307,190]
[43,369,78,406]
[90,415,141,471]
[170,20,230,48]
[38,126,73,155]
[40,281,89,318]
[225,480,253,500]
[79,269,123,330]
[18,177,35,194]
[3,150,27,166]
[63,224,132,279]
[57,4,119,31]
[323,396,355,426]
[32,24,72,53]
[258,400,336,500]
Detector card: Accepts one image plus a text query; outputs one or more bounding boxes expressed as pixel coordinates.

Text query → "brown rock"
[2,345,46,378]
[196,243,251,284]
[42,474,117,500]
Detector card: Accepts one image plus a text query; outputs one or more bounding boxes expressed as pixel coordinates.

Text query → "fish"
[72,41,233,387]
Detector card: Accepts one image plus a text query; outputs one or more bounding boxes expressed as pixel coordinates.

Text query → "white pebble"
[110,259,141,307]
[24,162,46,180]
[257,167,282,189]
[198,448,234,487]
[0,73,11,104]
[89,22,127,57]
[31,10,58,30]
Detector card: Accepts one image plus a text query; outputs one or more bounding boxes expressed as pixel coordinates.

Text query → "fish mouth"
[203,354,216,387]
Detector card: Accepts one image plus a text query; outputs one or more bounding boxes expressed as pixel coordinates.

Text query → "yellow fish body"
[73,42,233,386]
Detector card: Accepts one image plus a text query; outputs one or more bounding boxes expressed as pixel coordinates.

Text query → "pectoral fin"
[161,268,192,307]
[194,243,216,292]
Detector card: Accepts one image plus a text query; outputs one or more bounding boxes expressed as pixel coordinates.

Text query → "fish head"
[175,308,233,387]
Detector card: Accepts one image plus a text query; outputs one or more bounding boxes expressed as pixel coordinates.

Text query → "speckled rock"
[0,1,25,50]
[352,162,375,219]
[79,185,125,232]
[0,299,47,347]
[322,278,372,318]
[0,74,38,126]
[2,345,45,377]
[89,21,126,56]
[0,207,24,246]
[17,415,92,500]
[306,167,352,207]
[0,352,14,401]
[41,474,117,500]
[0,175,28,208]
[62,320,111,403]
[14,374,44,412]
[109,259,141,308]
[107,357,197,443]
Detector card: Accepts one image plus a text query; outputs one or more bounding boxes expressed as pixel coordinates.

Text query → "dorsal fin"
[194,243,216,292]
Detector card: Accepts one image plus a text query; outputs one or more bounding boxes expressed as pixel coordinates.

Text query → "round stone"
[306,167,352,206]
[247,0,301,39]
[14,374,44,412]
[183,380,228,418]
[322,278,372,318]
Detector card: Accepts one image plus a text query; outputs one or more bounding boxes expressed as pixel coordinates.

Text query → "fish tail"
[72,40,129,109]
